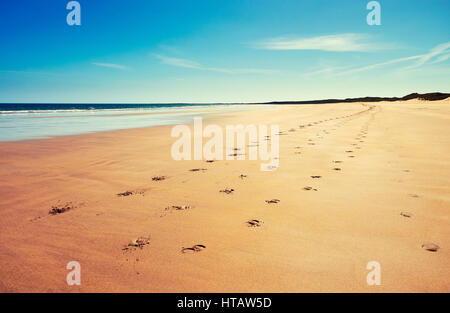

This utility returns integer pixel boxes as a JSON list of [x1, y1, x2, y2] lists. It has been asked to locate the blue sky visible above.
[[0, 0, 449, 103]]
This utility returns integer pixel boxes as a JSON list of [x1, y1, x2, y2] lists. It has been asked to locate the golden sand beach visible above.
[[0, 99, 449, 292]]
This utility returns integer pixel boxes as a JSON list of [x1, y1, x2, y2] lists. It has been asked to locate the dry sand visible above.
[[0, 100, 449, 292]]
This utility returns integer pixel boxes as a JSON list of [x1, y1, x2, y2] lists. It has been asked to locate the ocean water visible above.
[[0, 103, 271, 142]]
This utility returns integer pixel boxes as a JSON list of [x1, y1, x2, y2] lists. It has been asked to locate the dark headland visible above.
[[262, 92, 449, 105]]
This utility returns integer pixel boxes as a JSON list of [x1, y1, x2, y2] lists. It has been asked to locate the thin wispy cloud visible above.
[[154, 54, 278, 74], [405, 42, 450, 69], [158, 44, 183, 55], [92, 62, 129, 70], [0, 70, 62, 77], [430, 53, 450, 65], [313, 42, 450, 76], [255, 33, 386, 52], [336, 55, 422, 75], [305, 65, 351, 76], [155, 55, 201, 69]]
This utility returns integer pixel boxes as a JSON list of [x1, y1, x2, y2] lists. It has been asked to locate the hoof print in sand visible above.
[[117, 190, 145, 197], [123, 236, 150, 251], [166, 205, 191, 211], [246, 219, 263, 227], [152, 176, 166, 181], [49, 202, 76, 215], [303, 186, 318, 191], [220, 188, 234, 194], [228, 152, 245, 157], [117, 191, 134, 197], [181, 244, 206, 254], [160, 205, 191, 217], [421, 243, 439, 252], [190, 168, 207, 172], [265, 199, 280, 204]]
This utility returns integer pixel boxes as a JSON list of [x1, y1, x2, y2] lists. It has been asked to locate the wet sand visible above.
[[0, 99, 449, 292]]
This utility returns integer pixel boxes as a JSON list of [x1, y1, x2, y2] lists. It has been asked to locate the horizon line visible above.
[[0, 92, 448, 106]]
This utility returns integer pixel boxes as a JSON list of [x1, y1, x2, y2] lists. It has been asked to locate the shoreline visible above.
[[0, 104, 274, 143], [0, 100, 449, 292]]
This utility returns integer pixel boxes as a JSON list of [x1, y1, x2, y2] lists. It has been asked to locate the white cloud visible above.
[[154, 54, 277, 74], [92, 62, 129, 70], [255, 34, 384, 52]]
